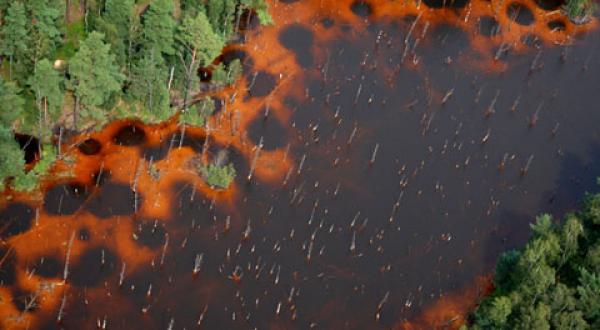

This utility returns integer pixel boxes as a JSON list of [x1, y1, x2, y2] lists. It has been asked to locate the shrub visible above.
[[200, 163, 236, 189]]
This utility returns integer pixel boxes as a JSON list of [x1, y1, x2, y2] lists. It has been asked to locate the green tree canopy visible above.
[[466, 192, 600, 330], [0, 77, 26, 189], [241, 0, 273, 25], [177, 11, 225, 68], [0, 128, 25, 190], [29, 59, 63, 141], [129, 52, 170, 122], [0, 2, 30, 80], [27, 0, 63, 60], [207, 0, 237, 35], [176, 11, 224, 109], [0, 77, 24, 126], [69, 32, 124, 123], [96, 0, 135, 67], [141, 0, 176, 57]]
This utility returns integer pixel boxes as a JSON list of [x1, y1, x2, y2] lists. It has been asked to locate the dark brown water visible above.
[[1, 0, 600, 329]]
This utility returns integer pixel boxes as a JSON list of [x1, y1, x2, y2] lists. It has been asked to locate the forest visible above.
[[0, 0, 270, 191], [465, 186, 600, 329]]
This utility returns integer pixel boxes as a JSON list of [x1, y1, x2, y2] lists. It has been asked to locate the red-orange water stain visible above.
[[0, 286, 29, 330], [262, 0, 596, 74], [111, 218, 157, 269], [14, 272, 65, 319], [397, 275, 493, 329]]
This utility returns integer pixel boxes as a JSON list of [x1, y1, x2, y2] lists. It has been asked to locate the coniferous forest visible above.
[[465, 189, 600, 329], [0, 0, 270, 191]]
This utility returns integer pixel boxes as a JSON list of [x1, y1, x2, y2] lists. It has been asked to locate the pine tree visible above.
[[0, 77, 25, 189], [29, 59, 63, 142], [467, 196, 600, 330], [97, 0, 135, 67], [180, 0, 204, 17], [27, 0, 63, 61], [0, 0, 11, 12], [207, 0, 225, 31], [176, 11, 224, 110], [129, 53, 171, 121], [207, 0, 237, 35], [0, 77, 24, 126], [0, 2, 30, 80], [0, 128, 25, 190], [141, 0, 176, 57], [241, 0, 273, 25], [69, 32, 124, 126]]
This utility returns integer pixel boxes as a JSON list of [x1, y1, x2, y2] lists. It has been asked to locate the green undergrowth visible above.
[[178, 97, 216, 127], [563, 0, 597, 22], [13, 145, 58, 192]]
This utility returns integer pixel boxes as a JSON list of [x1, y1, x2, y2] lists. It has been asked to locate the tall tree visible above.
[[240, 0, 273, 25], [27, 0, 63, 61], [561, 216, 584, 264], [0, 77, 24, 128], [176, 11, 224, 110], [97, 0, 135, 67], [0, 78, 25, 188], [30, 59, 63, 142], [69, 32, 124, 126], [207, 0, 224, 31], [0, 2, 30, 80], [0, 0, 11, 12], [141, 0, 176, 57], [207, 0, 237, 36], [180, 0, 204, 17], [129, 52, 170, 121], [104, 0, 134, 36], [577, 268, 600, 320], [0, 128, 25, 190]]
